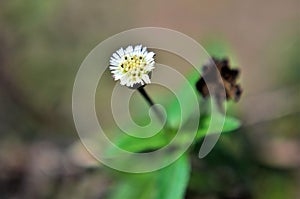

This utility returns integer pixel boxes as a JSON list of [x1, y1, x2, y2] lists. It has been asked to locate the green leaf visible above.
[[156, 154, 190, 199], [115, 133, 167, 152], [221, 116, 241, 132], [105, 130, 171, 156], [166, 71, 200, 128], [108, 173, 156, 199], [196, 115, 241, 139], [108, 154, 191, 199]]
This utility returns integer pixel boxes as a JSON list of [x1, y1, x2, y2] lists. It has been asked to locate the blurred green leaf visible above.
[[109, 173, 156, 199], [109, 154, 190, 199], [197, 115, 241, 139], [156, 154, 190, 199], [220, 116, 241, 132], [166, 70, 200, 128], [106, 130, 170, 155]]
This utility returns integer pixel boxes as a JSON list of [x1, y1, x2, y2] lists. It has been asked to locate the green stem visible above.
[[137, 86, 166, 125]]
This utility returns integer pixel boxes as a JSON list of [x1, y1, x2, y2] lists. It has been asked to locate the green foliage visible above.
[[108, 172, 156, 199], [108, 113, 240, 155], [166, 70, 200, 128], [156, 154, 190, 199], [197, 115, 241, 139], [106, 130, 169, 154], [107, 69, 241, 199], [109, 154, 190, 199]]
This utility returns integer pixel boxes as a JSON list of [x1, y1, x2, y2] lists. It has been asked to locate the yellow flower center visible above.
[[120, 55, 146, 76]]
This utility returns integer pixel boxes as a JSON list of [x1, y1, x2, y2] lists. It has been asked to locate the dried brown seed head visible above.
[[196, 57, 243, 112]]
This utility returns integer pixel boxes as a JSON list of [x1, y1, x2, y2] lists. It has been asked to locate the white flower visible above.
[[109, 45, 155, 88]]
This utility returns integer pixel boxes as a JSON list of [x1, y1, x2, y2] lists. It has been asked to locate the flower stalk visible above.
[[137, 86, 165, 125]]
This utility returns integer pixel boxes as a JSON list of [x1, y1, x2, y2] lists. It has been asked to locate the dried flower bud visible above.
[[196, 58, 243, 112]]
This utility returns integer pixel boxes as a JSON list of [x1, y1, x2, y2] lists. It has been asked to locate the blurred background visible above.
[[0, 0, 299, 198]]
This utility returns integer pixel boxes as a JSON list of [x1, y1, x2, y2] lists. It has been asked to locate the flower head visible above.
[[109, 45, 155, 88]]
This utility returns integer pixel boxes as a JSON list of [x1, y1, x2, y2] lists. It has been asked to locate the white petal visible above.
[[110, 56, 120, 63], [145, 52, 155, 61], [109, 60, 120, 66], [141, 47, 147, 54], [142, 74, 151, 84], [125, 45, 133, 54], [116, 48, 125, 57], [113, 53, 120, 60], [134, 45, 142, 52]]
